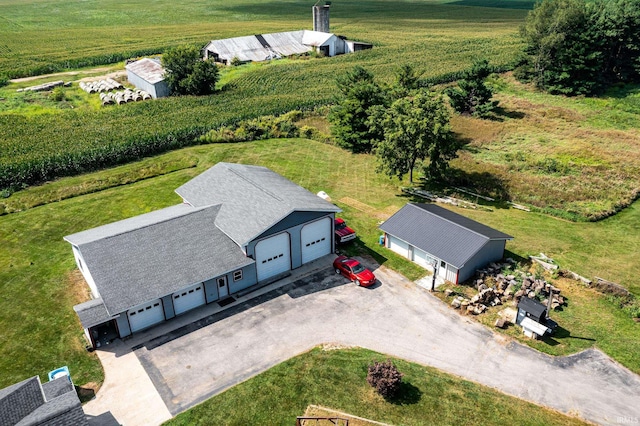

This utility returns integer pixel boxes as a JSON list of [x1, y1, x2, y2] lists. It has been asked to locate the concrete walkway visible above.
[[88, 256, 640, 425]]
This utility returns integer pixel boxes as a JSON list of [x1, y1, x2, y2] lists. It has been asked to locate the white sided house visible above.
[[125, 58, 169, 98], [66, 163, 340, 348], [380, 203, 513, 284]]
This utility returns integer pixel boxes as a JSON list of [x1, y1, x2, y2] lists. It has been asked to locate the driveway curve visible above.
[[121, 258, 640, 425]]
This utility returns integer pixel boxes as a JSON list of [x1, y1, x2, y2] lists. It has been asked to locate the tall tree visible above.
[[329, 66, 388, 153], [517, 0, 640, 95], [445, 59, 499, 117], [592, 0, 640, 85], [162, 46, 219, 96], [370, 90, 456, 183], [390, 64, 422, 99]]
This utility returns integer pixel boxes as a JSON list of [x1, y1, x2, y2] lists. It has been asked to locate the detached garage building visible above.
[[380, 203, 513, 284], [125, 58, 169, 98], [66, 163, 339, 347]]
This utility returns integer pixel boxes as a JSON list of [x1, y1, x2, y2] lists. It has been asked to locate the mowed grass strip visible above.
[[164, 346, 590, 426], [1, 138, 639, 390]]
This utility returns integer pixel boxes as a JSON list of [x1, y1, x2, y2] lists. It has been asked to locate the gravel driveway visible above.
[[130, 257, 640, 425]]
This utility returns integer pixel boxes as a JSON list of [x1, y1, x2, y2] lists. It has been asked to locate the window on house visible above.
[[233, 270, 243, 281]]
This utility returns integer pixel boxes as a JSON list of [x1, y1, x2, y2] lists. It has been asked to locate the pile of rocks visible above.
[[447, 261, 566, 315]]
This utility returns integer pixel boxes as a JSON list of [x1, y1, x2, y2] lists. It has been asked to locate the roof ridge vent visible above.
[[226, 165, 284, 202]]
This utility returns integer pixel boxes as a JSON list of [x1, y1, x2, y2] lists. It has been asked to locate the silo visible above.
[[312, 2, 331, 33]]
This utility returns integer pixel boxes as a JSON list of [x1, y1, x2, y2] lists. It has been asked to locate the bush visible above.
[[0, 74, 8, 88], [50, 87, 66, 102], [367, 359, 403, 399]]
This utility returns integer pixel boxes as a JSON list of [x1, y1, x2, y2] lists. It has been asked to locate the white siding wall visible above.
[[72, 245, 100, 298]]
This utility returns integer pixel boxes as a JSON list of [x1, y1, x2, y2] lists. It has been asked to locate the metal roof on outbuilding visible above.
[[379, 203, 513, 268], [176, 162, 340, 247], [125, 58, 166, 84], [203, 30, 337, 62]]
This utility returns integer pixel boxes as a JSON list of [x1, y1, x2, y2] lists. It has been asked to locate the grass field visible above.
[[0, 0, 530, 78], [0, 0, 526, 193], [1, 139, 639, 393], [165, 347, 590, 426]]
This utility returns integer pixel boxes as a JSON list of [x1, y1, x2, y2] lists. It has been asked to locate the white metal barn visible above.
[[66, 163, 340, 347], [125, 58, 169, 98], [380, 203, 513, 284], [202, 30, 372, 64]]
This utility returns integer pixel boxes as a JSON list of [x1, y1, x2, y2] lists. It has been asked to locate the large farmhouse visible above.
[[380, 203, 513, 284], [202, 3, 371, 64], [66, 163, 340, 348]]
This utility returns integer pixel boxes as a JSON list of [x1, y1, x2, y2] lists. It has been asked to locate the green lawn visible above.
[[1, 139, 639, 391], [165, 346, 589, 426]]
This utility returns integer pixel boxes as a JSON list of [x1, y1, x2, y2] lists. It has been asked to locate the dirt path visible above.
[[10, 67, 124, 83]]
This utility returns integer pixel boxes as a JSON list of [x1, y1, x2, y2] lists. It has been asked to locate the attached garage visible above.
[[388, 235, 410, 257], [173, 283, 206, 315], [255, 232, 291, 281], [128, 300, 164, 333], [301, 217, 332, 264]]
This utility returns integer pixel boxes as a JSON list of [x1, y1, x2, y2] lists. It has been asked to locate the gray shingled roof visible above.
[[175, 162, 340, 247], [0, 377, 44, 426], [73, 298, 115, 329], [0, 376, 84, 426], [66, 203, 254, 315], [380, 203, 513, 268]]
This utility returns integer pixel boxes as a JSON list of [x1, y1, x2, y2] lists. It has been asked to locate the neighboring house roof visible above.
[[125, 58, 165, 84], [0, 376, 85, 426], [65, 203, 254, 315], [380, 203, 513, 268], [176, 162, 340, 247], [204, 30, 334, 62]]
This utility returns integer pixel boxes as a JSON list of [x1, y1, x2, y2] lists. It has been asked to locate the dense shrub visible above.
[[367, 359, 404, 399]]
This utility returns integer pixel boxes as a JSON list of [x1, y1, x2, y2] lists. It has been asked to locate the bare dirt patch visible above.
[[302, 405, 392, 426]]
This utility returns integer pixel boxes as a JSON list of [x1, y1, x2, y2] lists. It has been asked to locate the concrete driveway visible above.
[[92, 256, 640, 425]]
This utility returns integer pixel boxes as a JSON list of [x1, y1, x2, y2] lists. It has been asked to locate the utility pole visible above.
[[431, 261, 438, 292]]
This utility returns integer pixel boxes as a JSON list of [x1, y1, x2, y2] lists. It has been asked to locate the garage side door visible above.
[[388, 236, 409, 258], [173, 283, 206, 315], [255, 232, 291, 282], [301, 217, 331, 264], [128, 300, 164, 333]]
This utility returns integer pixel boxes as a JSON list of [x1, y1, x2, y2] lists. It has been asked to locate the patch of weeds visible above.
[[606, 294, 640, 319]]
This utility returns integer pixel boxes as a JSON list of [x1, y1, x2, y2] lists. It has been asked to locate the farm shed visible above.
[[0, 375, 87, 426], [516, 297, 551, 339], [202, 30, 370, 64], [379, 203, 513, 284], [66, 163, 340, 346], [125, 58, 169, 98]]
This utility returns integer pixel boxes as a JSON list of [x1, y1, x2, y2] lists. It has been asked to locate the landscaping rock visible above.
[[495, 318, 507, 328], [444, 288, 454, 297], [451, 298, 461, 309]]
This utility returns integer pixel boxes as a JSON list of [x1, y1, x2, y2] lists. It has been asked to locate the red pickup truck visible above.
[[335, 217, 357, 244]]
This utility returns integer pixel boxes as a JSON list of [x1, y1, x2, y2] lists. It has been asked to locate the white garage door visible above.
[[388, 236, 409, 257], [255, 232, 291, 281], [172, 283, 206, 315], [128, 300, 164, 333], [301, 217, 332, 264]]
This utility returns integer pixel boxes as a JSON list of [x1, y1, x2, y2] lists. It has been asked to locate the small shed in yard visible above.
[[0, 375, 87, 426], [379, 203, 513, 284], [66, 162, 341, 346], [517, 297, 551, 339], [125, 58, 169, 98]]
